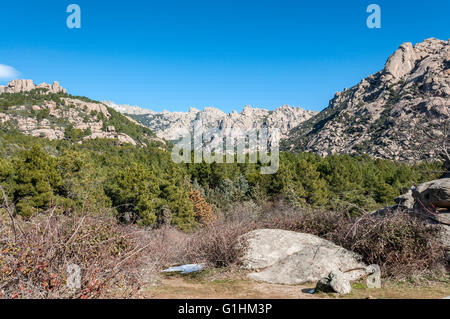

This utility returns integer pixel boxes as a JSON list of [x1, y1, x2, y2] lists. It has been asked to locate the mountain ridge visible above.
[[108, 101, 317, 142], [281, 37, 449, 162], [2, 38, 447, 163], [0, 80, 165, 148]]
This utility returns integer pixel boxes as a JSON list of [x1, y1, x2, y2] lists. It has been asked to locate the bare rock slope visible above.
[[113, 104, 317, 143], [282, 38, 450, 162]]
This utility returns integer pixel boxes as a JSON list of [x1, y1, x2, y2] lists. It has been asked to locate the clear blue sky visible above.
[[0, 0, 448, 112]]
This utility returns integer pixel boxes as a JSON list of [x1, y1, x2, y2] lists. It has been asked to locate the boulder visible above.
[[412, 178, 450, 213], [315, 277, 333, 293], [412, 179, 450, 255], [387, 178, 450, 255], [30, 128, 64, 140], [83, 132, 137, 146], [240, 229, 367, 285], [366, 264, 382, 289], [37, 81, 67, 94], [329, 270, 352, 295], [394, 190, 414, 209], [315, 270, 352, 295], [372, 189, 415, 215], [117, 133, 137, 146]]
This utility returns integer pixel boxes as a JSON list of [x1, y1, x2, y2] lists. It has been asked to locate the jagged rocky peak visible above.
[[381, 38, 450, 93], [384, 42, 418, 80], [102, 100, 153, 115], [0, 79, 67, 94], [282, 37, 449, 162], [202, 106, 226, 116], [189, 106, 200, 113], [128, 104, 317, 142]]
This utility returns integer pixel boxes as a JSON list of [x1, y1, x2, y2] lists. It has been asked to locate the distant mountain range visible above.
[[124, 104, 316, 141]]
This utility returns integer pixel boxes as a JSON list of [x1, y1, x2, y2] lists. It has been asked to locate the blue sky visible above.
[[0, 0, 448, 113]]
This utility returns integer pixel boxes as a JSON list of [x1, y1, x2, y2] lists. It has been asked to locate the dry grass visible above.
[[0, 210, 147, 299]]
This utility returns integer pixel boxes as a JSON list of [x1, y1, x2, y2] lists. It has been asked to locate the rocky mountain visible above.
[[124, 104, 317, 142], [102, 100, 154, 115], [281, 38, 450, 162], [0, 80, 165, 148], [3, 37, 447, 162], [0, 79, 67, 95]]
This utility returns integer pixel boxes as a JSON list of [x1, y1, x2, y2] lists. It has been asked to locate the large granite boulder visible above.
[[239, 229, 367, 285], [412, 179, 450, 252], [386, 178, 450, 256], [412, 178, 450, 214], [315, 270, 352, 295], [394, 190, 414, 209]]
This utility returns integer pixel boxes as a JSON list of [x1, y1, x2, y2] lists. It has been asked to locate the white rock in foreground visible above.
[[240, 229, 367, 285]]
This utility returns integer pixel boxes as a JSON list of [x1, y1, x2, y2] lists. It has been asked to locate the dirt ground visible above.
[[143, 269, 450, 299]]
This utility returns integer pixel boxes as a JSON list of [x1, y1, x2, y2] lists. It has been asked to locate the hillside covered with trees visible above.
[[0, 126, 443, 230]]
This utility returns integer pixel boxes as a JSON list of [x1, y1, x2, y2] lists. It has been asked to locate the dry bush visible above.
[[0, 210, 148, 299], [330, 212, 448, 277], [140, 225, 189, 269], [189, 190, 216, 225], [260, 208, 448, 277], [183, 219, 259, 268], [221, 200, 262, 223]]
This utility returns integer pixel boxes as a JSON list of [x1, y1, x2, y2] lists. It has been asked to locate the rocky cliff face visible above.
[[0, 80, 163, 147], [126, 104, 317, 142], [0, 79, 67, 94], [282, 38, 450, 162]]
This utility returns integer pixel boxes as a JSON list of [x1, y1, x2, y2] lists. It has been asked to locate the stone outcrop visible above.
[[239, 229, 367, 285], [394, 190, 415, 209], [0, 81, 152, 147], [283, 38, 450, 162], [412, 178, 450, 212], [83, 132, 137, 146], [0, 79, 67, 94], [375, 178, 450, 257], [384, 42, 418, 80], [30, 128, 65, 140], [315, 270, 352, 295], [412, 178, 450, 251]]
